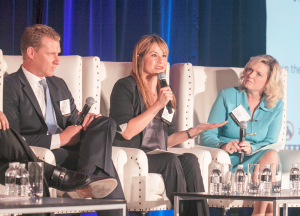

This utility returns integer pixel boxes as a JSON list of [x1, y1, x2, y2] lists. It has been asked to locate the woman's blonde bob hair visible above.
[[239, 55, 283, 108], [130, 35, 176, 110]]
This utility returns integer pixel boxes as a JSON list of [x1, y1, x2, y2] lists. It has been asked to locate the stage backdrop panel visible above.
[[267, 0, 300, 149]]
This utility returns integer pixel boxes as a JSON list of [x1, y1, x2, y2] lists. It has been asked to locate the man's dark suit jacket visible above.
[[3, 67, 79, 149]]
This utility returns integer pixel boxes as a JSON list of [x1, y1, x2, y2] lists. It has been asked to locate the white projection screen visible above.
[[266, 0, 300, 150]]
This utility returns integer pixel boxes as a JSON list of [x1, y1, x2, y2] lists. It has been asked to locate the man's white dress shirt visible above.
[[22, 66, 61, 149]]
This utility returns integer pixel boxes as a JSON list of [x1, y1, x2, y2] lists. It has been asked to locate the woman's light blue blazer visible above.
[[202, 87, 284, 171]]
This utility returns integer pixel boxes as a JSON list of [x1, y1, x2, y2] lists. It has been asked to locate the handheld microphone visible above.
[[157, 73, 173, 114], [239, 121, 247, 163], [75, 97, 95, 125]]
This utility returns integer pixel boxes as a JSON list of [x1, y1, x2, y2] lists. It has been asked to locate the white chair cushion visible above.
[[111, 146, 127, 190], [147, 173, 165, 196]]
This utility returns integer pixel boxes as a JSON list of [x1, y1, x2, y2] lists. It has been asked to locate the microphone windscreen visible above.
[[157, 72, 166, 80], [86, 97, 95, 106], [239, 121, 247, 129]]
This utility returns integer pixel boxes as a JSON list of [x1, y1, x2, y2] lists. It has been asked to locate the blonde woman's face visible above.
[[142, 43, 167, 76], [244, 62, 269, 93]]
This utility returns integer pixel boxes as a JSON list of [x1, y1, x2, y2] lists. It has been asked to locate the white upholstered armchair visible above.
[[170, 63, 300, 214], [81, 57, 213, 214]]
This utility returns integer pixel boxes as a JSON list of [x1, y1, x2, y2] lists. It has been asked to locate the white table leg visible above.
[[118, 204, 126, 216], [282, 203, 288, 216], [174, 196, 180, 216], [273, 200, 278, 216]]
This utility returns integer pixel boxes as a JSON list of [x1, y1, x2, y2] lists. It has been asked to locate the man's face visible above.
[[31, 36, 61, 78]]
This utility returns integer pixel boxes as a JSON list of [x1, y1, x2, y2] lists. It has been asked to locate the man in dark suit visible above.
[[3, 24, 126, 215], [0, 111, 115, 199]]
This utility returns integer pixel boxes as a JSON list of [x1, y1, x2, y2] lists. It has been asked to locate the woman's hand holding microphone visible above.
[[221, 139, 252, 155], [155, 86, 174, 109]]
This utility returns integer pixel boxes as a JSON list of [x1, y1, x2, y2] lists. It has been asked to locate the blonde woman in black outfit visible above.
[[110, 35, 227, 216]]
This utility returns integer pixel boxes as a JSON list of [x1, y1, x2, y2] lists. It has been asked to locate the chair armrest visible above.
[[118, 147, 148, 176], [194, 145, 231, 164], [279, 149, 298, 189], [279, 149, 299, 173], [112, 146, 128, 170], [112, 147, 127, 189], [113, 147, 149, 202], [168, 147, 212, 192], [30, 146, 56, 166]]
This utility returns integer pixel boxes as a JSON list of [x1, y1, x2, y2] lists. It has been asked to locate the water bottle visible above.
[[289, 163, 300, 192], [234, 164, 245, 194], [5, 162, 20, 196], [15, 163, 30, 197], [210, 164, 222, 194], [261, 164, 272, 194]]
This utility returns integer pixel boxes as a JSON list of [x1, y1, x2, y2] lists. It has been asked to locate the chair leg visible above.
[[132, 211, 148, 216], [217, 207, 229, 216]]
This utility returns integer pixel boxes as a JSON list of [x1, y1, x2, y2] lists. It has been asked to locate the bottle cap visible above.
[[238, 164, 243, 169], [215, 164, 220, 169], [12, 162, 20, 167], [20, 163, 26, 168], [264, 164, 270, 168]]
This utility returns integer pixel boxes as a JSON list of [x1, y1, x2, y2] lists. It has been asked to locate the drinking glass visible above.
[[271, 163, 282, 193], [28, 162, 44, 198], [221, 164, 233, 194], [247, 164, 260, 194]]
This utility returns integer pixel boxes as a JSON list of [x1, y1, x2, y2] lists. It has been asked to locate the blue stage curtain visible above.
[[0, 1, 266, 216], [0, 0, 265, 67]]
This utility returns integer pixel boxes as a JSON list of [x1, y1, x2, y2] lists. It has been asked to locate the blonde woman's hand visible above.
[[238, 140, 252, 155], [0, 111, 9, 131], [221, 139, 241, 154]]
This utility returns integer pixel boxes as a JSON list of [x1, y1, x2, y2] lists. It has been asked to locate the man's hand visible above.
[[0, 111, 9, 131], [59, 125, 82, 146], [80, 112, 102, 131]]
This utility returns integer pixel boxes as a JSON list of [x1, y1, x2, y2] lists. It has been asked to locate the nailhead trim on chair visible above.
[[128, 154, 172, 211], [131, 156, 143, 208], [184, 63, 194, 148], [77, 59, 82, 108], [95, 58, 100, 111], [281, 70, 287, 144]]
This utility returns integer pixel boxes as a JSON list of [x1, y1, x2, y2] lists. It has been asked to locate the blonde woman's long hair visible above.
[[131, 35, 176, 110], [239, 55, 283, 108]]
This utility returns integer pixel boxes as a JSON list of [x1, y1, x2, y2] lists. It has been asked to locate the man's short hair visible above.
[[21, 24, 60, 59]]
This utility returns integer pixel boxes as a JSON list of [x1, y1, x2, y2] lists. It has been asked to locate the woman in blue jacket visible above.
[[202, 55, 284, 216]]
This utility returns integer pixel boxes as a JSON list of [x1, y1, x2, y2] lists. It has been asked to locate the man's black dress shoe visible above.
[[48, 166, 118, 199]]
